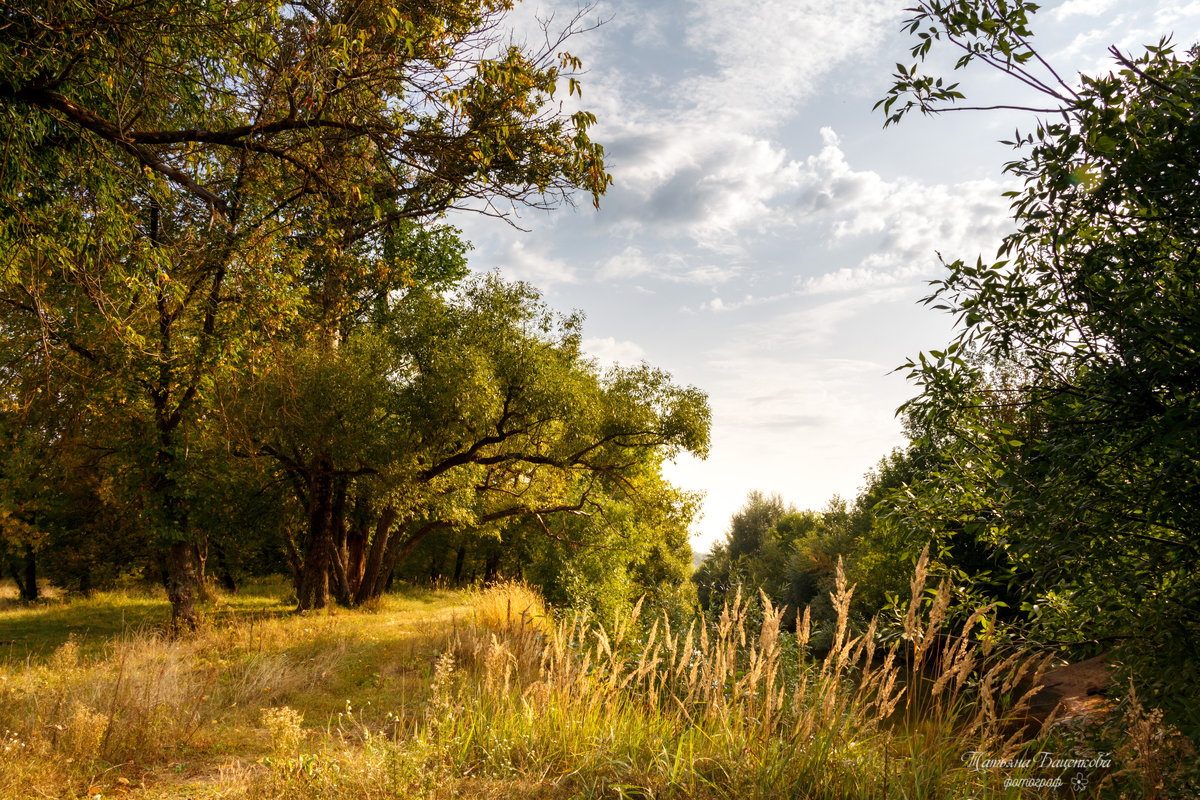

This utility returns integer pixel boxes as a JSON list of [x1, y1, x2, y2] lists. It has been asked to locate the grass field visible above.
[[0, 573, 1192, 799]]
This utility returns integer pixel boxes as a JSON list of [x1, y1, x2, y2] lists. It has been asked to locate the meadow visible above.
[[0, 566, 1190, 800]]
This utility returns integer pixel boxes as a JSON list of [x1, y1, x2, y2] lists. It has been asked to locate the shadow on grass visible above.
[[0, 586, 294, 664], [0, 579, 463, 668], [0, 594, 170, 662]]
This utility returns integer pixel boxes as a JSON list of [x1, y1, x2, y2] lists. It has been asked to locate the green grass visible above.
[[0, 579, 475, 799], [0, 589, 172, 663], [0, 578, 1192, 800], [0, 579, 295, 664]]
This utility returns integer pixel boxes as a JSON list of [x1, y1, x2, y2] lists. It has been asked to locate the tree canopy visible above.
[[880, 0, 1200, 734], [222, 273, 709, 610], [0, 0, 636, 628]]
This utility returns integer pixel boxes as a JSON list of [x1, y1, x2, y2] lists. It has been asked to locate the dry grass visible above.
[[0, 632, 215, 766], [0, 582, 469, 798], [430, 555, 1055, 799], [465, 580, 551, 636], [0, 574, 1189, 799], [1097, 683, 1198, 799], [451, 580, 550, 689]]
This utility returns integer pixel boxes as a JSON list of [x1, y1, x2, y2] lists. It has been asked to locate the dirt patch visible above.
[[1026, 654, 1112, 730]]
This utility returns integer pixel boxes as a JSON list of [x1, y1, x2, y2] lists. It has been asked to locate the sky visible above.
[[448, 0, 1200, 553]]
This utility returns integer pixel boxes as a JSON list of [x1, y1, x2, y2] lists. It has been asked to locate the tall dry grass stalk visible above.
[[436, 550, 1060, 798], [2, 631, 217, 764], [525, 549, 1045, 751], [1098, 683, 1198, 800]]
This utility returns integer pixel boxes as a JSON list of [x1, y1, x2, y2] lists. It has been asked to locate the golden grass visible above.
[[0, 582, 470, 799], [0, 573, 1189, 799], [465, 580, 551, 636], [431, 556, 1052, 799]]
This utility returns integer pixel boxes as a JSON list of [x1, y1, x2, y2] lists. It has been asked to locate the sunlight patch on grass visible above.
[[0, 575, 1192, 799]]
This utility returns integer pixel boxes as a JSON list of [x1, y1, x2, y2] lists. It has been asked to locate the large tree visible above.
[[0, 0, 610, 628], [223, 274, 710, 610], [880, 1, 1200, 733]]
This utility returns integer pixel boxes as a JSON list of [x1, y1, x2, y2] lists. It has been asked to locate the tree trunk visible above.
[[483, 549, 501, 584], [297, 463, 334, 610], [371, 520, 447, 599], [150, 419, 200, 630], [356, 516, 448, 603], [193, 538, 212, 601], [213, 541, 238, 593], [453, 546, 466, 586], [329, 478, 352, 606], [5, 544, 33, 602], [20, 543, 37, 602], [155, 463, 200, 632], [355, 505, 396, 606], [346, 494, 370, 595], [6, 558, 25, 600], [331, 550, 352, 606], [165, 541, 200, 632], [283, 526, 302, 586], [331, 478, 348, 557]]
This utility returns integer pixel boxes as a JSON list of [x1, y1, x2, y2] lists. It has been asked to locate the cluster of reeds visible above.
[[450, 579, 549, 690], [433, 549, 1060, 798]]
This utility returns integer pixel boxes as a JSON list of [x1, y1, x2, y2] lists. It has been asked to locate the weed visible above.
[[262, 706, 305, 757]]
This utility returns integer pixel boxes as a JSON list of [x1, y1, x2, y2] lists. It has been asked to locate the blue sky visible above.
[[450, 0, 1200, 551]]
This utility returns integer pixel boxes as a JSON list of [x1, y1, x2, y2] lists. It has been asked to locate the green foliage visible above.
[[725, 490, 786, 561], [519, 467, 700, 622], [226, 272, 710, 609], [0, 0, 611, 222], [697, 491, 864, 639], [694, 492, 784, 611], [876, 0, 1070, 125], [0, 0, 614, 622], [881, 2, 1200, 736], [402, 475, 700, 626]]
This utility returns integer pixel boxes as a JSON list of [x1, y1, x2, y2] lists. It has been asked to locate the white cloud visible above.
[[564, 1, 905, 260], [1052, 0, 1118, 21], [670, 262, 743, 285], [583, 336, 646, 367], [597, 121, 1012, 278], [596, 245, 654, 281], [681, 0, 901, 131], [493, 239, 577, 286], [802, 266, 914, 295], [1045, 2, 1200, 81], [746, 288, 913, 351], [700, 294, 764, 312], [595, 245, 743, 284], [1054, 14, 1148, 72], [709, 356, 887, 430], [1155, 1, 1200, 29], [786, 129, 1014, 292], [598, 126, 803, 248]]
